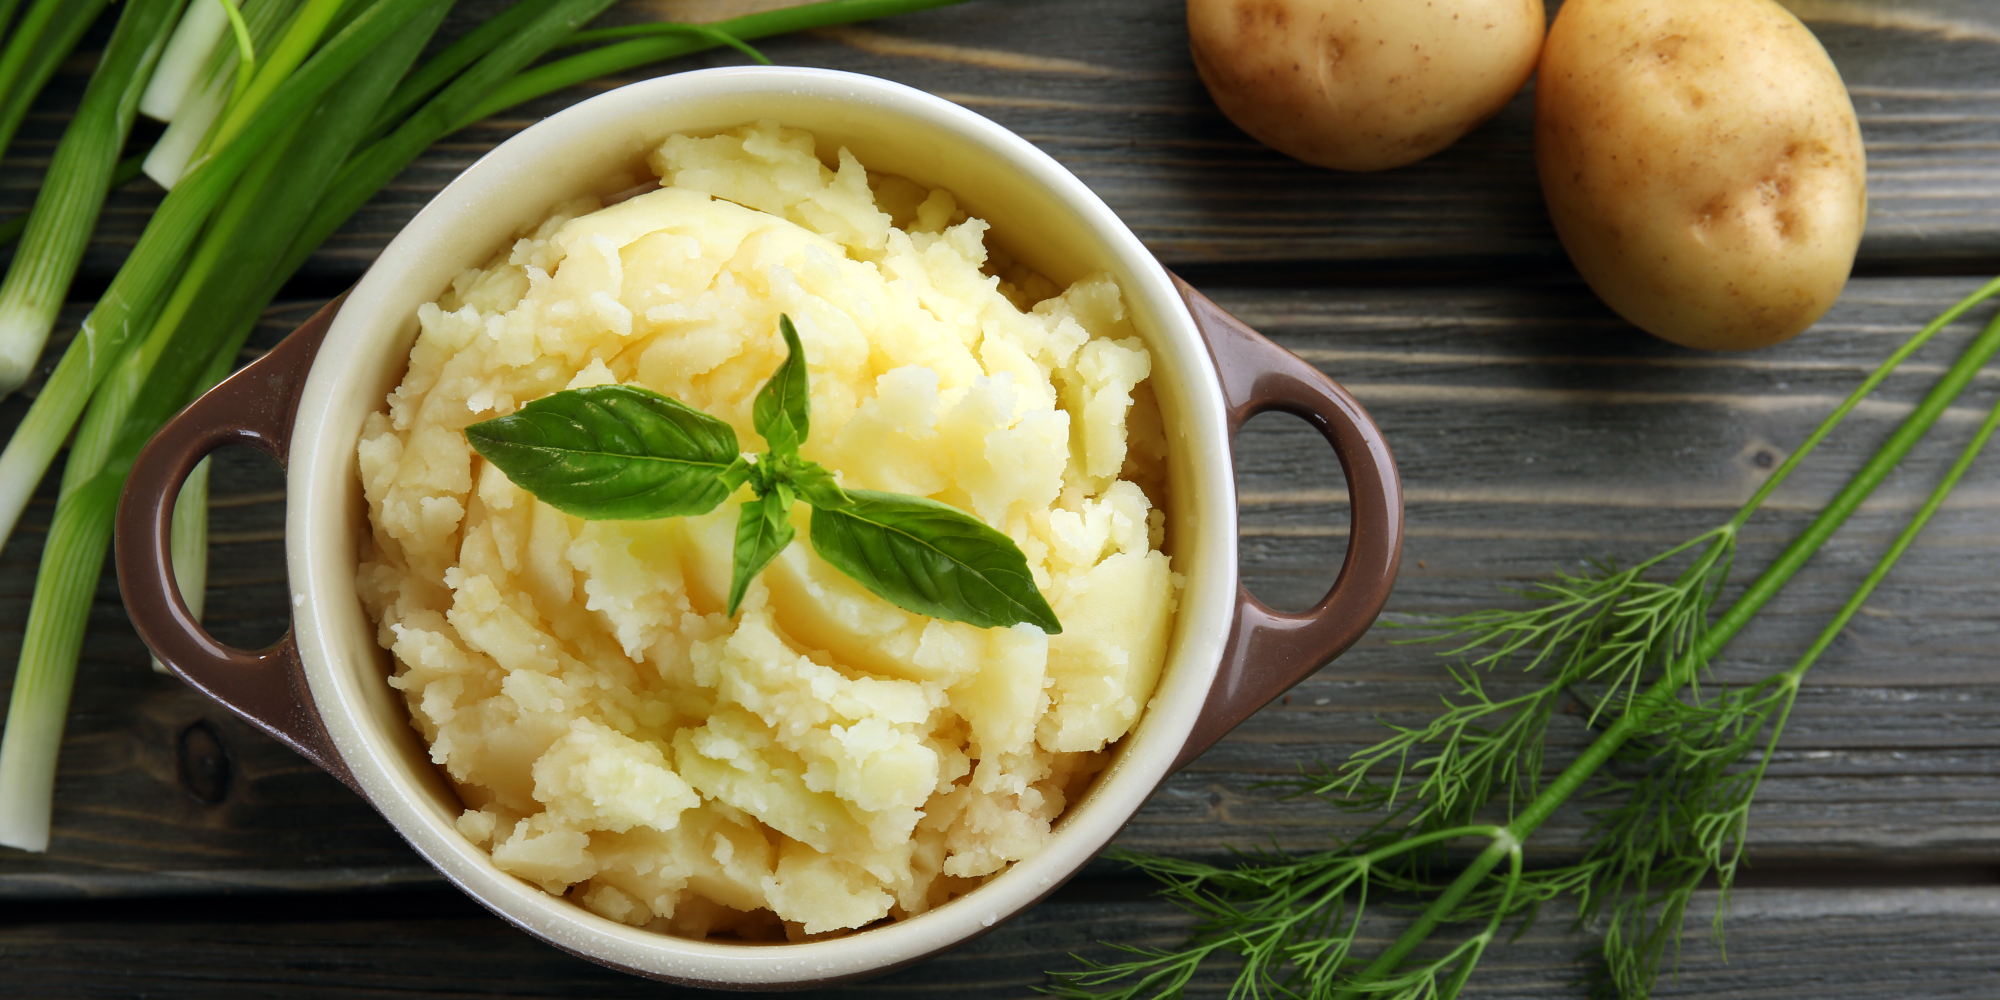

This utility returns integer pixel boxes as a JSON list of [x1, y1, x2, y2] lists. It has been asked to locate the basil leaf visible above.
[[753, 314, 811, 457], [465, 384, 739, 520], [727, 484, 796, 616], [808, 489, 1062, 633]]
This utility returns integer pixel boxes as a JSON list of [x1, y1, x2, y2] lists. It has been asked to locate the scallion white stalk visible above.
[[145, 0, 300, 187], [0, 473, 121, 851], [139, 0, 231, 122]]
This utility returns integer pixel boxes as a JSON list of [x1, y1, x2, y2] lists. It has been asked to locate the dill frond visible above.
[[1049, 284, 2000, 1000], [1266, 526, 1735, 840]]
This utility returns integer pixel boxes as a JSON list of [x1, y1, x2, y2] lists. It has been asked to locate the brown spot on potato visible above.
[[1692, 195, 1727, 231], [1234, 0, 1289, 32], [1323, 34, 1346, 68]]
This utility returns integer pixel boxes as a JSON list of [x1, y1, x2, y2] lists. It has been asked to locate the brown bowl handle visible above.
[[1171, 275, 1403, 771], [114, 297, 358, 792]]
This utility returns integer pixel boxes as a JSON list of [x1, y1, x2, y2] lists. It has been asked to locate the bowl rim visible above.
[[285, 66, 1239, 985]]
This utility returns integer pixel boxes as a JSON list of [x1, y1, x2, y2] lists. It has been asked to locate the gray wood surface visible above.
[[6, 888, 2000, 997], [12, 1, 2000, 280], [3, 0, 1999, 996]]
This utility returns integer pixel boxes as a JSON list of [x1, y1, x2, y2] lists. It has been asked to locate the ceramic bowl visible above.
[[115, 67, 1401, 988]]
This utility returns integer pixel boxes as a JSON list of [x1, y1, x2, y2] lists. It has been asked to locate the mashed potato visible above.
[[356, 121, 1179, 939]]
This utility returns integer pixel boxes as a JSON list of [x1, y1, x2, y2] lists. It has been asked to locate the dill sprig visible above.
[[1296, 526, 1734, 836], [1049, 276, 2000, 1000]]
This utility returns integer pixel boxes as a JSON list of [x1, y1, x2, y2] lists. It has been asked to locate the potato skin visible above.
[[1535, 0, 1865, 351], [1188, 0, 1544, 172]]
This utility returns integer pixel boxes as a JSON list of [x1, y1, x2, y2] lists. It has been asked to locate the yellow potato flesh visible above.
[[1187, 0, 1545, 172], [1535, 0, 1866, 351]]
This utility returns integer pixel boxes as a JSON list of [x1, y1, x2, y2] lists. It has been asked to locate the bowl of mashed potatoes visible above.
[[116, 67, 1402, 987]]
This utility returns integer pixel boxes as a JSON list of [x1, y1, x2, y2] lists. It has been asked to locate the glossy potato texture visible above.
[[1536, 0, 1866, 350], [1188, 0, 1544, 172]]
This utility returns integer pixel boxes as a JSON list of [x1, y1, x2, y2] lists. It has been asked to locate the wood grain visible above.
[[5, 887, 1999, 997], [3, 1, 2000, 996], [8, 1, 2000, 281]]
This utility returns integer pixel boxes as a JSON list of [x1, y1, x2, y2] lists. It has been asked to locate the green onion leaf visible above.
[[465, 384, 742, 520], [291, 0, 621, 274], [727, 484, 797, 616], [808, 489, 1061, 633], [215, 0, 258, 104], [557, 21, 772, 65], [197, 0, 345, 153], [0, 0, 117, 165], [363, 0, 560, 140], [753, 314, 811, 457], [455, 0, 974, 127]]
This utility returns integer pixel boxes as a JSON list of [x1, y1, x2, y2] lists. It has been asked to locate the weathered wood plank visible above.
[[1152, 276, 2000, 860], [9, 1, 2000, 280], [4, 886, 1998, 998], [5, 276, 2000, 892], [1, 2, 1995, 994]]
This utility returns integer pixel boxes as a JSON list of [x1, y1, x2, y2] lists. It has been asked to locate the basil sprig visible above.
[[464, 315, 1062, 633]]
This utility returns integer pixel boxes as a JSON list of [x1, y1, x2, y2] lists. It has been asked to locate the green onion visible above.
[[0, 0, 115, 166], [290, 0, 623, 268], [459, 0, 969, 126], [197, 0, 347, 154], [0, 473, 121, 851], [315, 0, 964, 271], [361, 0, 558, 140], [555, 21, 774, 64], [214, 1, 258, 104], [144, 0, 303, 187], [0, 0, 184, 397], [139, 0, 231, 122], [0, 0, 454, 854], [0, 156, 146, 249], [0, 0, 438, 551]]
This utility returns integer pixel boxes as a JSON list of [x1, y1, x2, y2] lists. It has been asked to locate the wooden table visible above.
[[6, 1, 2000, 995]]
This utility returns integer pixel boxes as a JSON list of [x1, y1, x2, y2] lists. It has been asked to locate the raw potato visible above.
[[1536, 0, 1866, 351], [1187, 0, 1545, 171]]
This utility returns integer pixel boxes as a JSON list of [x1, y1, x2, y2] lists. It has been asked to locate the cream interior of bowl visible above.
[[286, 67, 1236, 986]]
